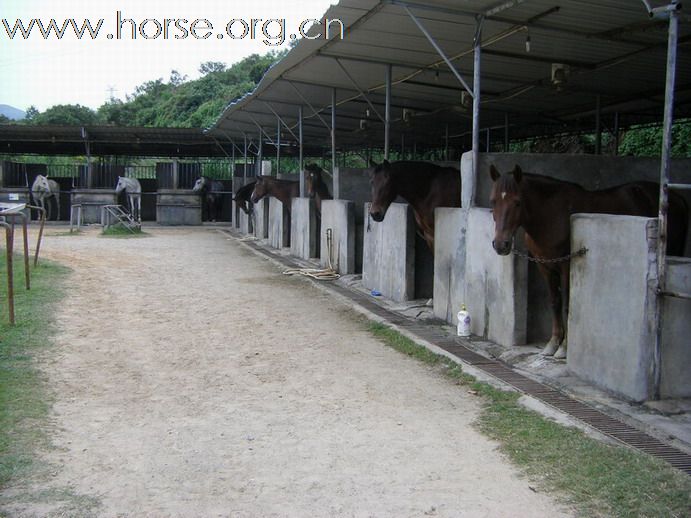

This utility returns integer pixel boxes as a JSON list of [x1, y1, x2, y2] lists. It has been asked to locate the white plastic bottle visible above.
[[457, 304, 471, 337]]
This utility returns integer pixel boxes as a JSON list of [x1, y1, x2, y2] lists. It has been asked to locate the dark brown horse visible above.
[[250, 176, 300, 212], [369, 160, 461, 251], [305, 163, 332, 213], [489, 164, 688, 359], [234, 181, 256, 215]]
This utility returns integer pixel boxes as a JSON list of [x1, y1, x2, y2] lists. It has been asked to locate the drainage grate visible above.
[[231, 232, 691, 476]]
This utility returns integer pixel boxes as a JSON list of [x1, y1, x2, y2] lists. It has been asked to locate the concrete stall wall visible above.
[[268, 197, 290, 249], [253, 198, 269, 240], [362, 202, 415, 302], [568, 214, 659, 402], [156, 190, 201, 225], [320, 199, 355, 274], [291, 197, 318, 260]]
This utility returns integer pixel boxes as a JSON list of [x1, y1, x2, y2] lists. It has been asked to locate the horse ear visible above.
[[383, 159, 390, 167], [489, 165, 500, 182], [512, 165, 523, 183], [369, 159, 378, 168]]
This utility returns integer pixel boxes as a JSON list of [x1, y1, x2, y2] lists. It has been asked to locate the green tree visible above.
[[31, 104, 98, 125]]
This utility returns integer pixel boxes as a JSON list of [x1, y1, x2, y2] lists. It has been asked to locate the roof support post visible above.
[[504, 113, 510, 151], [81, 127, 93, 189], [276, 116, 281, 176], [243, 134, 248, 182], [299, 106, 305, 198], [595, 94, 602, 155], [653, 0, 681, 400], [231, 138, 236, 194], [332, 88, 339, 199], [471, 16, 484, 207], [613, 112, 620, 156], [257, 130, 263, 176], [385, 64, 392, 160], [444, 124, 449, 161]]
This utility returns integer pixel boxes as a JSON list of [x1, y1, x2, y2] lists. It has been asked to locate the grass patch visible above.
[[0, 253, 99, 514], [101, 223, 146, 237], [0, 253, 68, 488], [367, 321, 691, 518]]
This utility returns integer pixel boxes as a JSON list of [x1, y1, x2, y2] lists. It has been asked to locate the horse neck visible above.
[[519, 176, 580, 250], [391, 168, 429, 214], [266, 180, 292, 205]]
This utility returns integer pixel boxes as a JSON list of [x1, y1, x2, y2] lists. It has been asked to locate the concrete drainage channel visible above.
[[223, 230, 691, 476]]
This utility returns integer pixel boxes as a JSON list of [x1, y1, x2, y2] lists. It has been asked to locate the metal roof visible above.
[[0, 125, 245, 158], [208, 0, 691, 152]]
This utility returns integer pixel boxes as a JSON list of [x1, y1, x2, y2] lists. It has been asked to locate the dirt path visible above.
[[6, 227, 571, 517]]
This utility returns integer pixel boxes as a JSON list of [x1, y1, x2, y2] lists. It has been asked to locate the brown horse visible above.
[[369, 160, 461, 251], [305, 163, 332, 213], [250, 176, 299, 212], [489, 164, 688, 359], [234, 181, 256, 215]]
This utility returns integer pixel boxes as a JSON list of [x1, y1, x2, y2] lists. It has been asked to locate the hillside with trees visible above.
[[19, 50, 284, 130]]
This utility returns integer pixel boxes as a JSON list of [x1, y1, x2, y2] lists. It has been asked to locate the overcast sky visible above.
[[0, 0, 336, 112]]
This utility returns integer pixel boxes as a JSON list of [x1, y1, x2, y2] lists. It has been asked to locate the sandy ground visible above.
[[4, 226, 572, 517]]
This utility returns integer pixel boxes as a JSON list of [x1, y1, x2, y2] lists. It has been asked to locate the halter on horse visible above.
[[304, 163, 332, 214], [193, 176, 224, 222], [115, 176, 142, 222], [368, 160, 461, 252], [31, 175, 60, 220], [488, 164, 688, 359]]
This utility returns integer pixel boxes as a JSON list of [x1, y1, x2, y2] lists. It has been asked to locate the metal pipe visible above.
[[504, 113, 510, 151], [613, 112, 620, 156], [403, 5, 474, 96], [243, 134, 248, 181], [595, 94, 602, 155], [299, 106, 305, 198], [276, 117, 281, 176], [385, 64, 392, 160], [332, 88, 339, 199], [471, 16, 484, 208], [653, 0, 679, 401], [257, 130, 263, 176], [0, 221, 14, 325]]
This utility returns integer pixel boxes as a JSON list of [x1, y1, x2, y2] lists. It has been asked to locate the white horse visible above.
[[31, 174, 60, 220], [115, 176, 142, 222]]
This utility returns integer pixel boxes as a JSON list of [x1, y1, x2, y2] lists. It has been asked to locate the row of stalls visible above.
[[0, 159, 237, 225], [213, 0, 691, 404]]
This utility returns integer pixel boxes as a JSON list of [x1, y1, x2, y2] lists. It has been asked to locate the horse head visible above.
[[114, 176, 126, 194], [192, 176, 208, 193], [489, 164, 524, 256], [304, 163, 323, 199], [250, 176, 267, 203], [31, 174, 51, 194], [368, 160, 396, 222]]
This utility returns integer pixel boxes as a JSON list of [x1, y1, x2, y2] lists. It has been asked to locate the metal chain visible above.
[[512, 246, 588, 264]]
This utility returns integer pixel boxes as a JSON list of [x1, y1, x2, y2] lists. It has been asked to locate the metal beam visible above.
[[653, 0, 681, 401], [299, 106, 305, 197], [287, 81, 332, 132], [471, 16, 484, 207], [402, 5, 474, 96], [332, 88, 339, 199], [385, 64, 392, 160], [263, 102, 300, 141], [334, 58, 385, 123]]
